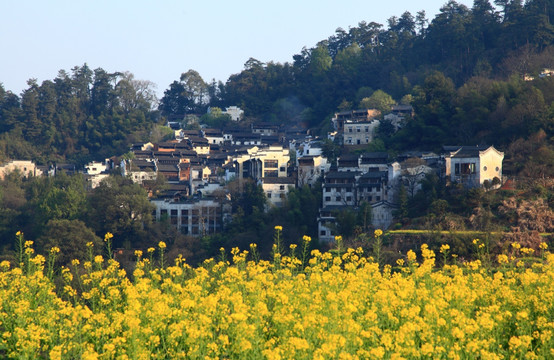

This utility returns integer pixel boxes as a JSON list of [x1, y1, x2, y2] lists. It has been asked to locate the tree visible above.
[[180, 69, 208, 113], [400, 157, 429, 198], [87, 175, 154, 247], [36, 219, 102, 266], [115, 72, 158, 113], [334, 207, 358, 239], [359, 89, 395, 114], [159, 81, 193, 120]]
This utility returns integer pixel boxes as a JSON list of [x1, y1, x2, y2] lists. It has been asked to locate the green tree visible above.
[[87, 175, 154, 247], [359, 89, 396, 113], [36, 219, 102, 266]]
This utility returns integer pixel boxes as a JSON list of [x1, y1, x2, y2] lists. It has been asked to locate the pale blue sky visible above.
[[1, 0, 473, 98]]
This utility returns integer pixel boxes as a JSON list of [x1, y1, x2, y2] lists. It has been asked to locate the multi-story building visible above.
[[151, 198, 226, 236], [228, 145, 289, 181], [343, 120, 380, 146]]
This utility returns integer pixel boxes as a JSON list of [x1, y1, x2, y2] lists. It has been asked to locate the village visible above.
[[0, 104, 505, 242]]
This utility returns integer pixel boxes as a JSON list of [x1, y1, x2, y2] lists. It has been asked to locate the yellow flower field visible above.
[[1, 232, 554, 359]]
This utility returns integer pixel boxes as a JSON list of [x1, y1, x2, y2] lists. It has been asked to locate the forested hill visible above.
[[2, 0, 554, 172]]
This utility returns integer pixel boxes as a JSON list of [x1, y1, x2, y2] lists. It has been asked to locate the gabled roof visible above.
[[446, 145, 503, 158], [325, 171, 361, 179]]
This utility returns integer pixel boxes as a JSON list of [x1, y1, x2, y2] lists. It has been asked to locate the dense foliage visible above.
[[0, 66, 159, 166]]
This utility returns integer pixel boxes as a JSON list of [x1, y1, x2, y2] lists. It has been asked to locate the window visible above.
[[356, 127, 361, 133], [325, 187, 330, 192], [495, 167, 499, 171], [348, 128, 353, 133], [365, 127, 369, 132], [320, 230, 326, 236], [267, 192, 272, 198], [325, 196, 331, 202], [279, 185, 285, 190], [376, 196, 381, 201], [483, 166, 487, 171], [336, 196, 341, 202], [346, 196, 352, 202], [264, 160, 278, 168]]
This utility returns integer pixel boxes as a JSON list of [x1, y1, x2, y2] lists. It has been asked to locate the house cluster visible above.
[[315, 144, 503, 240], [115, 124, 295, 236], [1, 105, 505, 241]]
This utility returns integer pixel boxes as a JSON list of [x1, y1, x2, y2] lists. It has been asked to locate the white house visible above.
[[444, 145, 504, 188], [343, 120, 380, 146], [0, 160, 37, 179], [260, 177, 296, 208], [297, 155, 329, 187], [224, 106, 244, 122]]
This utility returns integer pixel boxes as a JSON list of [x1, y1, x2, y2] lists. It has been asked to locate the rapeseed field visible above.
[[1, 229, 553, 359]]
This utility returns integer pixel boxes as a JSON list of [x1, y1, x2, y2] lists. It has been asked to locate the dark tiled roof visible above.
[[261, 177, 295, 184]]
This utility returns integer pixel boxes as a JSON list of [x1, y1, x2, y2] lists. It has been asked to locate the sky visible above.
[[1, 0, 473, 98]]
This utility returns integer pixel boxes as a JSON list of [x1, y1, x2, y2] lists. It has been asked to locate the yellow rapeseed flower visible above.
[[396, 258, 405, 266], [497, 254, 509, 264], [374, 229, 383, 238], [158, 241, 167, 249], [274, 225, 283, 231]]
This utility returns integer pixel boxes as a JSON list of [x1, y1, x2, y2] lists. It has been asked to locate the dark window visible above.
[[325, 196, 331, 201], [264, 160, 278, 168]]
